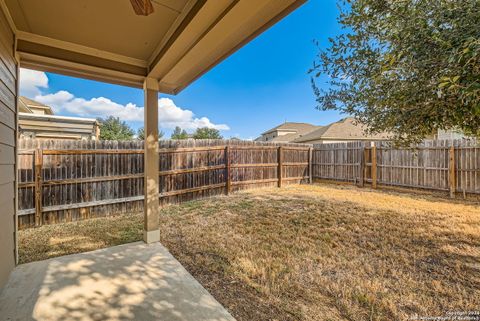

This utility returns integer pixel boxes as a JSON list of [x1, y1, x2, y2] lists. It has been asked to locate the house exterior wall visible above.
[[276, 130, 296, 136], [259, 132, 275, 141], [306, 139, 382, 144], [322, 139, 366, 144], [18, 114, 99, 140], [29, 107, 47, 115], [436, 129, 467, 140], [0, 8, 17, 289], [258, 130, 296, 142], [264, 132, 277, 141]]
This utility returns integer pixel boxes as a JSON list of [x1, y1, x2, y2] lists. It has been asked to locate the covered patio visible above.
[[0, 0, 305, 319], [0, 242, 235, 321]]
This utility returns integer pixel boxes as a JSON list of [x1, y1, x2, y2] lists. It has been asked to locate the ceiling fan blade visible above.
[[130, 0, 154, 16]]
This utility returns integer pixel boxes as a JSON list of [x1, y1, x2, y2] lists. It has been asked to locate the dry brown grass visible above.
[[19, 183, 480, 321], [18, 212, 143, 264]]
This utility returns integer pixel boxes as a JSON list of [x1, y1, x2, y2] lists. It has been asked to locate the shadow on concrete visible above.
[[0, 242, 235, 321]]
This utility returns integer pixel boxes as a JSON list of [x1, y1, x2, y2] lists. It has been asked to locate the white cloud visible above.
[[20, 68, 229, 131], [157, 98, 229, 130], [35, 92, 144, 121], [19, 68, 49, 96]]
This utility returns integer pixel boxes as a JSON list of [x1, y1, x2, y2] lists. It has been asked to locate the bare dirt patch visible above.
[[19, 183, 480, 321]]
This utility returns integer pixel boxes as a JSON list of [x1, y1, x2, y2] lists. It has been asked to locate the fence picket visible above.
[[18, 138, 311, 229], [18, 138, 480, 229], [311, 139, 479, 195]]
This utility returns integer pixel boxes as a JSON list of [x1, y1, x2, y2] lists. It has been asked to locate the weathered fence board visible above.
[[18, 138, 311, 229], [312, 139, 480, 197], [312, 141, 365, 183], [19, 138, 480, 229]]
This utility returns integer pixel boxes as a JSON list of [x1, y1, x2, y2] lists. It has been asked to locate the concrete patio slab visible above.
[[0, 242, 235, 321]]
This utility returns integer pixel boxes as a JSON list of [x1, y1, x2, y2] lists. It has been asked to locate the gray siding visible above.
[[0, 7, 17, 289]]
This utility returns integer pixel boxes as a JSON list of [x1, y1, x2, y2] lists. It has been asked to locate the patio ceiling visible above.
[[2, 0, 306, 92]]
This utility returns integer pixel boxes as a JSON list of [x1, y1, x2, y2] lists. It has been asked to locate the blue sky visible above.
[[20, 0, 344, 139]]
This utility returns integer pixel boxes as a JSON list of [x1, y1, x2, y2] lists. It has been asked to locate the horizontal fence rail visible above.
[[312, 139, 480, 197], [18, 138, 480, 229], [18, 138, 312, 229]]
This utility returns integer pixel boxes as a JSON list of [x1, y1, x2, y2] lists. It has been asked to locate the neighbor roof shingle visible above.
[[294, 117, 390, 143], [261, 122, 319, 136]]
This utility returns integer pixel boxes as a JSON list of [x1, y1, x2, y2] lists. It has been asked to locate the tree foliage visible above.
[[193, 127, 223, 139], [137, 127, 145, 140], [171, 126, 189, 140], [137, 127, 164, 140], [311, 0, 480, 144], [98, 116, 134, 140]]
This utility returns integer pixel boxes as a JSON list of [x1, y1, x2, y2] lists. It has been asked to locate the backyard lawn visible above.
[[19, 183, 480, 321]]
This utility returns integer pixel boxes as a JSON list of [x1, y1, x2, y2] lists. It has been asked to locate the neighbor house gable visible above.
[[257, 122, 320, 142], [294, 117, 390, 143]]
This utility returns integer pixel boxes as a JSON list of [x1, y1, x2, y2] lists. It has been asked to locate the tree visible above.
[[98, 116, 134, 140], [171, 126, 189, 139], [137, 127, 144, 140], [193, 127, 223, 139], [311, 0, 480, 144], [137, 127, 164, 140]]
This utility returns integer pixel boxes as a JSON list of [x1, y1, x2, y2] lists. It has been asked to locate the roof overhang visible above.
[[18, 112, 97, 124], [1, 0, 305, 92]]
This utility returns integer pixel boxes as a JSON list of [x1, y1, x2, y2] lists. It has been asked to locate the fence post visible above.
[[449, 145, 456, 198], [278, 146, 283, 188], [225, 145, 231, 195], [371, 145, 377, 189], [34, 148, 43, 227], [359, 146, 366, 187], [308, 147, 313, 184]]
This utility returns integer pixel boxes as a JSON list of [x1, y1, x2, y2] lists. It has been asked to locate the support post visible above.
[[308, 147, 313, 184], [371, 145, 377, 189], [225, 146, 231, 195], [143, 78, 160, 243], [34, 149, 43, 227], [449, 145, 456, 198], [278, 146, 283, 188]]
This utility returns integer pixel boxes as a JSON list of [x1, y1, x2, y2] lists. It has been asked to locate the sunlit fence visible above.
[[18, 138, 311, 229], [312, 139, 480, 197], [18, 138, 479, 229]]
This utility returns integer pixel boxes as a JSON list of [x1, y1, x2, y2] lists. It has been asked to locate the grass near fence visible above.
[[19, 183, 480, 321], [18, 138, 311, 229], [18, 139, 480, 230]]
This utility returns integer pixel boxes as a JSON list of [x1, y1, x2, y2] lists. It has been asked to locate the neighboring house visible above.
[[434, 129, 469, 140], [256, 118, 390, 144], [293, 118, 390, 144], [255, 122, 320, 142], [18, 96, 54, 115], [18, 97, 99, 140]]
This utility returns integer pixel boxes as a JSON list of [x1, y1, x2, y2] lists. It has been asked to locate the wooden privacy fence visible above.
[[312, 140, 480, 197], [18, 138, 312, 229], [18, 138, 480, 229]]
